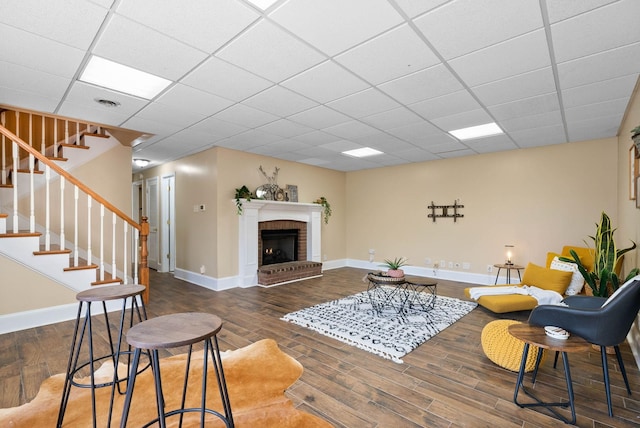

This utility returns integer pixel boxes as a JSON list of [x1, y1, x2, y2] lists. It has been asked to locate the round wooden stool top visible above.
[[508, 323, 590, 353], [76, 284, 146, 302], [126, 312, 223, 349]]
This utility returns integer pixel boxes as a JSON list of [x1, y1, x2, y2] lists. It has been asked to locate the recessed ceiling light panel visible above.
[[449, 123, 503, 141], [342, 147, 384, 158], [80, 56, 171, 99]]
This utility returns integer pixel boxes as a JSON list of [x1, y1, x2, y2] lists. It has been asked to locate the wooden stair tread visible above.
[[0, 232, 41, 238], [64, 264, 98, 272], [45, 156, 68, 162], [33, 249, 72, 256], [59, 143, 90, 150], [0, 184, 12, 188], [0, 213, 7, 218], [81, 132, 109, 139], [16, 169, 44, 174], [92, 278, 123, 286]]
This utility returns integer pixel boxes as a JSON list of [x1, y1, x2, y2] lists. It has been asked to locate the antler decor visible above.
[[259, 165, 280, 187]]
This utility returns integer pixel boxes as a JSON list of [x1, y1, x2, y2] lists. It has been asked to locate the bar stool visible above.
[[120, 312, 234, 428], [57, 284, 147, 428]]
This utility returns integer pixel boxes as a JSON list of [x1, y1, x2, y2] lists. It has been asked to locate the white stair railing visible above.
[[0, 120, 149, 300]]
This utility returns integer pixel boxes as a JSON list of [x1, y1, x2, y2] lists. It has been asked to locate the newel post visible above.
[[140, 216, 150, 303]]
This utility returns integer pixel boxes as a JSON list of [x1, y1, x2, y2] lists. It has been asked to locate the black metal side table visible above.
[[366, 272, 437, 316], [493, 263, 524, 284]]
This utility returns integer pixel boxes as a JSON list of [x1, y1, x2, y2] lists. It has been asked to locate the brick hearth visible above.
[[257, 261, 323, 286]]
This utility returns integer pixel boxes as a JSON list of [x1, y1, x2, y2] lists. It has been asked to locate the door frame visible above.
[[160, 173, 176, 272]]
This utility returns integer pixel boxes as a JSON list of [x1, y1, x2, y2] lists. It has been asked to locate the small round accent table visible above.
[[58, 284, 147, 428], [509, 323, 590, 425], [493, 263, 524, 284], [119, 312, 234, 428]]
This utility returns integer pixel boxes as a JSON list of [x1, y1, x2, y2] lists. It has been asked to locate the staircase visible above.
[[0, 109, 149, 332]]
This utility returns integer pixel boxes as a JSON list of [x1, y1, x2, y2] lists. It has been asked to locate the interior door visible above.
[[146, 176, 160, 270], [161, 174, 175, 272]]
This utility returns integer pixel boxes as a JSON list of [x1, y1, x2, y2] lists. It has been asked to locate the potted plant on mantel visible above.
[[380, 257, 408, 278], [566, 211, 639, 297]]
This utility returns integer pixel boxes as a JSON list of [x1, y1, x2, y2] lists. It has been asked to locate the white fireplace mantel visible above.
[[237, 200, 323, 287]]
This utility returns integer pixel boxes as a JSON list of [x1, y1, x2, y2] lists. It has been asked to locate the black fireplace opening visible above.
[[261, 229, 298, 265]]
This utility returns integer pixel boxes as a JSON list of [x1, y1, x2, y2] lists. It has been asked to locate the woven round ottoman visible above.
[[481, 320, 545, 372]]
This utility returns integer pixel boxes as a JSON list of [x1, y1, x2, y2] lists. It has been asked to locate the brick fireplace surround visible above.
[[237, 200, 323, 287]]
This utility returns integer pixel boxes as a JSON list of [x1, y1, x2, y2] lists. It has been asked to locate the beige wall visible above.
[[347, 139, 617, 275], [0, 254, 76, 314], [135, 147, 346, 278], [2, 143, 132, 314]]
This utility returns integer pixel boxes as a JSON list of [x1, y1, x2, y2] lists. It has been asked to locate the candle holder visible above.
[[505, 244, 514, 265]]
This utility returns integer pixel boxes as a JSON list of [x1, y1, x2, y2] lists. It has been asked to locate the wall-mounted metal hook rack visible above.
[[427, 201, 464, 222]]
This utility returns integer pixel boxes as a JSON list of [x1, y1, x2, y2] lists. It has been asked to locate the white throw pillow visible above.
[[550, 257, 584, 295]]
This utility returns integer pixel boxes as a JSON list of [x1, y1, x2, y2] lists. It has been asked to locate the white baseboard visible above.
[[0, 299, 126, 335], [173, 268, 238, 291]]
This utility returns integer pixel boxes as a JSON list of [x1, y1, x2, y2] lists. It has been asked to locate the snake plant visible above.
[[566, 212, 638, 297]]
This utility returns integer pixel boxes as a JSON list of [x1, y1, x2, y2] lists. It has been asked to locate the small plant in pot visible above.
[[632, 124, 640, 154], [380, 257, 408, 278]]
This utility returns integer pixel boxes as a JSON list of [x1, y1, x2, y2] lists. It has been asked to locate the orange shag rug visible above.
[[0, 338, 332, 427]]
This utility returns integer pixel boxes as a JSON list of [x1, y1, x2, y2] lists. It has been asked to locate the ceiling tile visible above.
[[557, 42, 640, 89], [509, 124, 567, 148], [386, 121, 443, 143], [253, 139, 311, 154], [467, 134, 517, 154], [0, 24, 85, 79], [121, 116, 186, 137], [0, 86, 61, 113], [500, 110, 563, 133], [427, 139, 468, 153], [216, 20, 325, 83], [414, 0, 542, 59], [187, 116, 249, 139], [564, 98, 629, 123], [394, 148, 440, 163], [0, 61, 71, 101], [431, 109, 494, 132], [157, 84, 234, 116], [242, 85, 318, 117], [63, 81, 150, 118], [135, 101, 208, 128], [393, 0, 450, 18], [566, 114, 622, 142], [551, 1, 640, 63], [115, 0, 258, 53], [0, 0, 108, 50], [294, 130, 342, 145], [256, 119, 315, 138], [281, 60, 369, 104], [561, 74, 638, 109], [318, 140, 361, 153], [361, 107, 423, 129], [448, 30, 551, 87], [93, 15, 208, 80], [488, 93, 561, 121], [212, 103, 279, 128], [270, 0, 404, 56], [351, 133, 416, 152], [288, 106, 351, 129], [327, 88, 401, 118], [471, 67, 557, 106], [546, 0, 617, 23], [409, 90, 481, 120], [216, 130, 279, 151], [335, 24, 440, 85], [323, 121, 379, 139], [181, 57, 273, 102], [378, 64, 463, 105]]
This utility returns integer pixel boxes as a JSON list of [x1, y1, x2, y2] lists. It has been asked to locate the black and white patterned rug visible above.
[[281, 287, 477, 363]]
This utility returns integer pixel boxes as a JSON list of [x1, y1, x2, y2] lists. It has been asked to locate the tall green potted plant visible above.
[[567, 212, 638, 297]]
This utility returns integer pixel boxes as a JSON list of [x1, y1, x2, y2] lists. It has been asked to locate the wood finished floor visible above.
[[2, 267, 640, 427]]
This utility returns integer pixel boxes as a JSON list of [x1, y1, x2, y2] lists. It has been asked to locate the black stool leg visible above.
[[210, 336, 234, 427], [601, 346, 614, 417], [119, 347, 141, 428], [614, 345, 632, 395], [57, 302, 84, 427], [178, 345, 194, 427]]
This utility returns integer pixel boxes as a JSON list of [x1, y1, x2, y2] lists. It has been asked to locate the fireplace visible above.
[[261, 229, 298, 265], [237, 200, 323, 287]]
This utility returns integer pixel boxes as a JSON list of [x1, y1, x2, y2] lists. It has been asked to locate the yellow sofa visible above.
[[464, 246, 593, 313]]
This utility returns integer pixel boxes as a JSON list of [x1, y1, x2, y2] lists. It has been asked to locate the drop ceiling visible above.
[[1, 0, 639, 172]]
